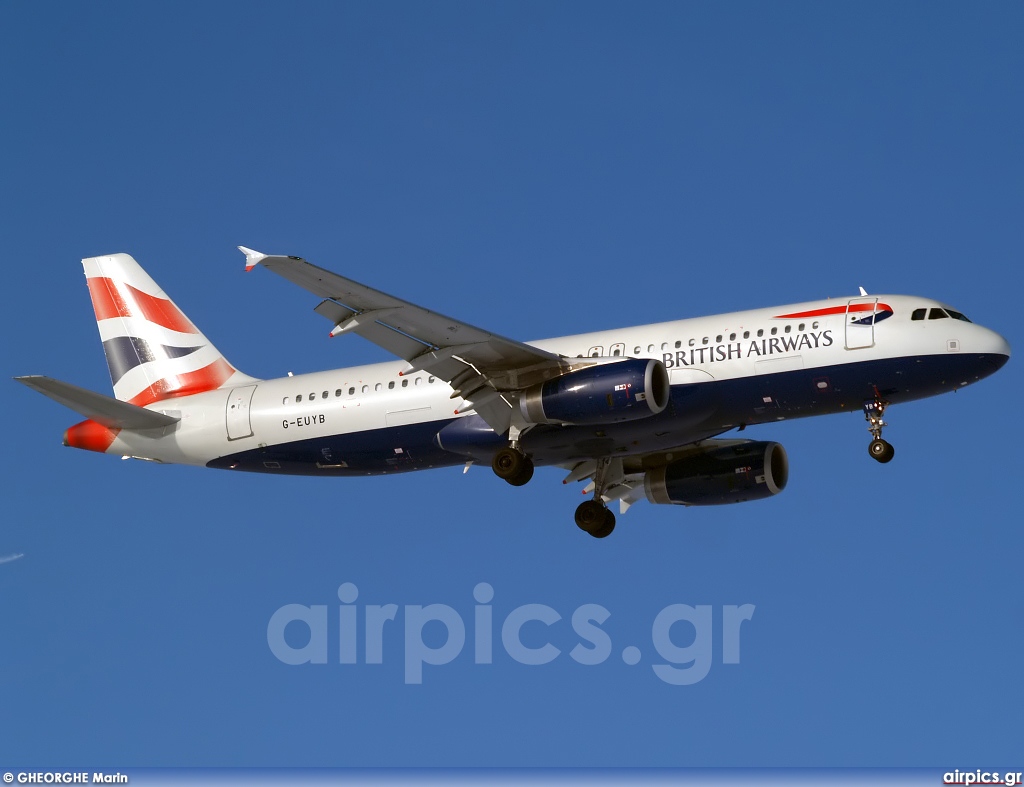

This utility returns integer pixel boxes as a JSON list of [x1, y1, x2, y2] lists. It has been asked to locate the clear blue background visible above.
[[1, 1, 1021, 767]]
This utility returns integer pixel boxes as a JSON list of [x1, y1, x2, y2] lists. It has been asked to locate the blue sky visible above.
[[1, 1, 1021, 768]]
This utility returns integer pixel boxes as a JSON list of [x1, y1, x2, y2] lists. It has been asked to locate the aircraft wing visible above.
[[239, 247, 573, 434]]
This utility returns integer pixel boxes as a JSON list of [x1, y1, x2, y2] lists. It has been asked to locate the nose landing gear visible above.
[[864, 396, 895, 463]]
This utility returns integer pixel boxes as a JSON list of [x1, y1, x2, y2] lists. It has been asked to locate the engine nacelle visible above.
[[644, 441, 789, 506], [519, 358, 670, 426]]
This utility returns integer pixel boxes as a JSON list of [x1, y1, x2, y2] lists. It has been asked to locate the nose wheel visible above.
[[869, 438, 895, 463], [864, 396, 895, 464]]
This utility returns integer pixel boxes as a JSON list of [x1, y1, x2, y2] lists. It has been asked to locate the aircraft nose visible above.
[[985, 327, 1011, 360]]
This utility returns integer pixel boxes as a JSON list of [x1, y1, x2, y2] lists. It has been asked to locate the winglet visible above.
[[238, 246, 268, 272]]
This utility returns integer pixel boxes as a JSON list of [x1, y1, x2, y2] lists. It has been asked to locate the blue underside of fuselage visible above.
[[206, 352, 1008, 476]]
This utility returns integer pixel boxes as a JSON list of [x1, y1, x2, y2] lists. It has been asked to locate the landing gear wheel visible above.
[[590, 509, 616, 539], [492, 447, 532, 485], [868, 438, 895, 463], [575, 499, 608, 533], [863, 395, 894, 464], [506, 459, 534, 487]]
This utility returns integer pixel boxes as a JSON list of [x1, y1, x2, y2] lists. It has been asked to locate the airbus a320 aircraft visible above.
[[17, 249, 1010, 538]]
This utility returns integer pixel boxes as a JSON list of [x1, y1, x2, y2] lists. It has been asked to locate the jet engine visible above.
[[644, 441, 788, 506], [519, 358, 670, 426]]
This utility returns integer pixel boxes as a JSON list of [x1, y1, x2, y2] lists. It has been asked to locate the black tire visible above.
[[506, 457, 535, 487], [590, 509, 616, 539], [869, 439, 895, 463], [492, 447, 526, 480], [575, 499, 607, 533]]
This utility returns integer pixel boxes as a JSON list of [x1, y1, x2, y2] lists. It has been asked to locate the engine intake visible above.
[[644, 441, 788, 506], [520, 358, 670, 426]]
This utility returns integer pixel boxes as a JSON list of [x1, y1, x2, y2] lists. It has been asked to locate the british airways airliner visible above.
[[16, 249, 1010, 538]]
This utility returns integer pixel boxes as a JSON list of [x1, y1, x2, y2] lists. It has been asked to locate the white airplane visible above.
[[16, 249, 1010, 538]]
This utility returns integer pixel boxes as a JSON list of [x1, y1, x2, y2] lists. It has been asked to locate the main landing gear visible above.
[[863, 396, 895, 464], [492, 444, 616, 539], [574, 457, 616, 539], [492, 446, 534, 486], [575, 499, 615, 539]]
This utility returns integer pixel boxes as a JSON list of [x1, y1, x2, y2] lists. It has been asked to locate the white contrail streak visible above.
[[0, 553, 25, 565]]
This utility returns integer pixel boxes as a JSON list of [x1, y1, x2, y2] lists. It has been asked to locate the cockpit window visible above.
[[946, 309, 971, 323], [928, 308, 949, 320], [911, 308, 926, 321]]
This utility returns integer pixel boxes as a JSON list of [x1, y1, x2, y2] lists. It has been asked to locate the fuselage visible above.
[[96, 293, 1009, 475]]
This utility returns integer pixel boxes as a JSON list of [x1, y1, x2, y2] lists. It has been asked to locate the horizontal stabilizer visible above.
[[14, 375, 180, 430]]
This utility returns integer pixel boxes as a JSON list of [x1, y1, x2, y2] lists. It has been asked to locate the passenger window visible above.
[[929, 308, 949, 320], [911, 308, 926, 321], [812, 321, 819, 330], [375, 383, 382, 392], [414, 377, 421, 385], [715, 335, 722, 343], [387, 381, 394, 390], [784, 325, 791, 333], [335, 389, 342, 397], [296, 394, 303, 403], [702, 337, 709, 345], [402, 379, 409, 387], [770, 327, 778, 335], [633, 346, 641, 354], [322, 391, 329, 399], [647, 344, 654, 352], [798, 323, 805, 331], [757, 329, 764, 337], [688, 338, 695, 347], [429, 377, 435, 383], [282, 397, 290, 405], [309, 392, 316, 400], [348, 387, 355, 396], [743, 331, 750, 339], [729, 333, 736, 341], [361, 385, 368, 394]]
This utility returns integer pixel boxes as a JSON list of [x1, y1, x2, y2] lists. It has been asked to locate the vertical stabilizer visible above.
[[83, 253, 255, 405]]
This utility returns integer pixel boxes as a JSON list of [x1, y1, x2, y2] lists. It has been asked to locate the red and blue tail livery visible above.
[[82, 254, 252, 407]]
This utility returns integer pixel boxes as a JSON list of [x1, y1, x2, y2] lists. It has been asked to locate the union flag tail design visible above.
[[83, 253, 254, 406]]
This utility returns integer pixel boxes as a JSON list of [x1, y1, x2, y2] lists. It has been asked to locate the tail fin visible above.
[[83, 253, 255, 405]]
